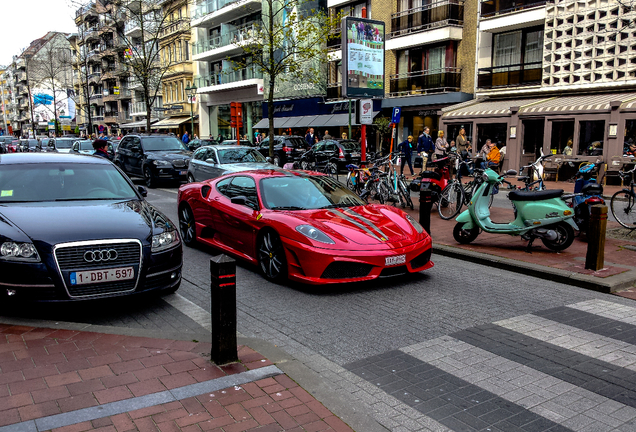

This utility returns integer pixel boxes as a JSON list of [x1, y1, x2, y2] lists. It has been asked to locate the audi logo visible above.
[[83, 249, 118, 263]]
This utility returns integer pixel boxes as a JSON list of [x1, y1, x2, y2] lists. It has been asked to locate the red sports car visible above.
[[177, 169, 433, 284]]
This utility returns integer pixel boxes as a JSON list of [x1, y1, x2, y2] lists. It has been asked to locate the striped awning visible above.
[[521, 93, 636, 114], [443, 98, 549, 118], [152, 117, 191, 129]]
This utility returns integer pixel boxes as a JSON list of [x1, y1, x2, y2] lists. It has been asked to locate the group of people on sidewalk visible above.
[[397, 128, 503, 177]]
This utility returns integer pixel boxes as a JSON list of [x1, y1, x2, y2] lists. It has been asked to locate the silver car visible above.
[[187, 145, 275, 182]]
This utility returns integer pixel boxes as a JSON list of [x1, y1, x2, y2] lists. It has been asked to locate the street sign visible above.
[[358, 99, 373, 125], [391, 107, 401, 124], [188, 95, 196, 103]]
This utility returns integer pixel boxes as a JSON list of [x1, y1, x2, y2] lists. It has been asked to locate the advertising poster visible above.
[[264, 0, 327, 99], [342, 17, 385, 98], [32, 88, 75, 124]]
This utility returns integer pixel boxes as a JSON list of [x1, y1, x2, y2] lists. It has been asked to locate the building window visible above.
[[493, 28, 543, 68], [336, 1, 370, 18], [578, 120, 605, 156], [550, 120, 574, 154]]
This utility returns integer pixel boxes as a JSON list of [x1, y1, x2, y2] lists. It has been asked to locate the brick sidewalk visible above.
[[0, 325, 353, 432]]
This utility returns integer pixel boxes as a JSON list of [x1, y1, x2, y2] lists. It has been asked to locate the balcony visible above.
[[93, 115, 105, 121], [192, 0, 262, 27], [90, 94, 104, 104], [104, 111, 119, 123], [477, 62, 542, 89], [124, 20, 158, 37], [118, 88, 133, 99], [192, 24, 257, 61], [88, 72, 102, 83], [85, 26, 100, 42], [16, 72, 26, 82], [327, 28, 341, 51], [131, 102, 150, 116], [159, 19, 190, 39], [481, 0, 548, 18], [104, 90, 118, 102], [19, 99, 29, 109], [390, 0, 464, 39], [75, 3, 97, 22], [194, 66, 263, 89], [389, 67, 462, 96], [87, 49, 101, 63]]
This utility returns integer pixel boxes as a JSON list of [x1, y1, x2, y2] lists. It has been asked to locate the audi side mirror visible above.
[[137, 185, 148, 197]]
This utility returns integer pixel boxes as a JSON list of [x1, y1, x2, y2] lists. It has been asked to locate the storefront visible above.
[[441, 92, 636, 177]]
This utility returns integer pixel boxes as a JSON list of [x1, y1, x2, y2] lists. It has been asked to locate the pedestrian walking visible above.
[[417, 127, 434, 172], [398, 135, 415, 176], [433, 130, 448, 161], [182, 131, 190, 144]]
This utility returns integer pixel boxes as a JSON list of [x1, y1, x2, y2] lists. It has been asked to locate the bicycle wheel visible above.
[[611, 190, 636, 229], [398, 177, 414, 210], [346, 174, 356, 192], [439, 182, 465, 220], [324, 162, 338, 178], [377, 181, 391, 204]]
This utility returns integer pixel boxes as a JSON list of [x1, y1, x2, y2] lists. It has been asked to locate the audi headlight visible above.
[[296, 225, 335, 244], [152, 228, 180, 252], [405, 214, 424, 234], [0, 241, 40, 262], [153, 160, 171, 166]]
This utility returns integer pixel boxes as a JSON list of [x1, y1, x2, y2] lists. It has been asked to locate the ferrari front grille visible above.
[[410, 249, 431, 270], [321, 262, 372, 279]]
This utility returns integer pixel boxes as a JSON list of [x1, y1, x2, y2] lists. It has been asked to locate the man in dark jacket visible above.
[[92, 139, 112, 160], [398, 135, 415, 176], [416, 127, 434, 172]]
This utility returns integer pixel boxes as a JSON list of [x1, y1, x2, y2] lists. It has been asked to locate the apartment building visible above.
[[0, 67, 15, 135], [151, 0, 197, 135], [441, 0, 636, 174], [191, 0, 265, 140]]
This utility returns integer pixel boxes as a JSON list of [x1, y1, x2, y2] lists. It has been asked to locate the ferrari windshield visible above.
[[0, 163, 138, 202], [260, 175, 365, 210], [218, 148, 266, 164]]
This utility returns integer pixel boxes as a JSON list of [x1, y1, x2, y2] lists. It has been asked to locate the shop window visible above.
[[550, 120, 574, 154], [578, 120, 605, 155], [624, 119, 636, 154], [476, 123, 507, 150], [446, 123, 473, 147]]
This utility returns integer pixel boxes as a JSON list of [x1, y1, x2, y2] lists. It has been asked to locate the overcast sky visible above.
[[1, 0, 79, 66]]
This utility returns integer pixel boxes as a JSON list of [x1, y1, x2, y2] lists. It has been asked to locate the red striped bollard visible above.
[[210, 254, 238, 365]]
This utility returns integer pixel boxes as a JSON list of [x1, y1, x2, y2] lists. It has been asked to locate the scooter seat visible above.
[[581, 183, 603, 196], [419, 171, 442, 181], [509, 189, 564, 201]]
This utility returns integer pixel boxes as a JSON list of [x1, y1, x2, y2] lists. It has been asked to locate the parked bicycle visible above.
[[517, 151, 553, 191], [610, 165, 636, 229]]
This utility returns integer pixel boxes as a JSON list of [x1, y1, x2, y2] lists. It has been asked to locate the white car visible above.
[[43, 137, 77, 153]]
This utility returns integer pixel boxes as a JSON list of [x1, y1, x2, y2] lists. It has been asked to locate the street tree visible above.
[[65, 30, 96, 136], [105, 0, 178, 131], [235, 0, 336, 158], [28, 34, 74, 135]]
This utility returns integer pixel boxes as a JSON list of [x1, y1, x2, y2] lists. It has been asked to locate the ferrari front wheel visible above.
[[258, 230, 287, 283], [179, 204, 196, 247]]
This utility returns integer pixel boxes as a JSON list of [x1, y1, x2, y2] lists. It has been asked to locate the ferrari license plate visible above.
[[385, 255, 406, 266], [70, 267, 134, 285]]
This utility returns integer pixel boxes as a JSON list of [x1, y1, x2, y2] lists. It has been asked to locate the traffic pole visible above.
[[419, 188, 433, 235], [210, 254, 238, 365]]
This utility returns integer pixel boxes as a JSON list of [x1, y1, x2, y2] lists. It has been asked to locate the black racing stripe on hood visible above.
[[343, 208, 389, 240], [326, 209, 380, 241]]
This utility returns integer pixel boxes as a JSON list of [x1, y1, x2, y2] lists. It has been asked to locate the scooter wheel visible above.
[[541, 222, 575, 251], [453, 223, 479, 244]]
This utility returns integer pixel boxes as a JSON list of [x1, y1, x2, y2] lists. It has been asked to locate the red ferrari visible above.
[[177, 169, 433, 284]]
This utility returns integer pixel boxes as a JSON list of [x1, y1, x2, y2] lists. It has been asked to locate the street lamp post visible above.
[[185, 83, 197, 139]]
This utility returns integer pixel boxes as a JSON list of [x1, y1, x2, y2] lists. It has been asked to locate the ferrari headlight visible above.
[[0, 241, 40, 262], [153, 160, 171, 166], [405, 214, 424, 234], [296, 225, 335, 244], [152, 228, 180, 252]]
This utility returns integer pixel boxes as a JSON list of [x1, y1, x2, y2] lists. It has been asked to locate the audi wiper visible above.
[[270, 206, 307, 210]]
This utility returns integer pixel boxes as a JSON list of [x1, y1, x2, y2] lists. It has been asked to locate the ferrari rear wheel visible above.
[[179, 205, 196, 247], [258, 230, 287, 283]]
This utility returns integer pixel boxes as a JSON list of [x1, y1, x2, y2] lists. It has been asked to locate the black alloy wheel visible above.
[[179, 205, 196, 247], [258, 230, 287, 282]]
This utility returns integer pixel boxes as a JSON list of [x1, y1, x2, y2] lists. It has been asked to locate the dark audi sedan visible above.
[[0, 153, 182, 301]]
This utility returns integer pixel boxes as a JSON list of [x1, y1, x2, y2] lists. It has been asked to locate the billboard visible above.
[[342, 17, 385, 98], [264, 0, 327, 100], [32, 88, 76, 124]]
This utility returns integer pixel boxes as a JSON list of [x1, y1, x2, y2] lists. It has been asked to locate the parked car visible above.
[[0, 137, 14, 153], [186, 138, 218, 151], [43, 137, 76, 153], [220, 139, 253, 147], [0, 153, 182, 301], [6, 139, 19, 153], [114, 134, 193, 188], [187, 145, 275, 182], [256, 135, 309, 167], [71, 140, 96, 155], [19, 139, 41, 152], [299, 139, 362, 172], [177, 170, 433, 284]]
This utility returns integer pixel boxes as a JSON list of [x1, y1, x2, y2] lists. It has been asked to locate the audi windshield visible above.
[[141, 137, 187, 152], [0, 163, 138, 202]]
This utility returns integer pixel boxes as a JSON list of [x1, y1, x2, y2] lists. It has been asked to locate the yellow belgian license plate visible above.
[[70, 267, 134, 285]]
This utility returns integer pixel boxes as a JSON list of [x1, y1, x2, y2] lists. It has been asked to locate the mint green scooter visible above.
[[453, 168, 578, 251]]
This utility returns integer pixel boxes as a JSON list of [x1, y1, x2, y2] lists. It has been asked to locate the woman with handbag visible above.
[[434, 130, 448, 161]]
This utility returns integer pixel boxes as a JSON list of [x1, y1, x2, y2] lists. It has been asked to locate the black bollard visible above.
[[419, 188, 434, 234], [585, 205, 608, 271], [210, 254, 238, 365]]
